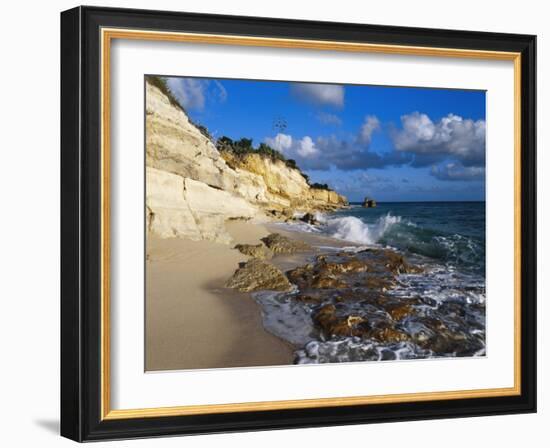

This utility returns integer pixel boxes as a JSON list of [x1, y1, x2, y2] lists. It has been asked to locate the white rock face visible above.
[[145, 80, 347, 243], [146, 167, 201, 240], [146, 167, 260, 243], [146, 82, 238, 191]]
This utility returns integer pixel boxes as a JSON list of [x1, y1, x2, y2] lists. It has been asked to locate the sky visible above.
[[163, 76, 486, 202]]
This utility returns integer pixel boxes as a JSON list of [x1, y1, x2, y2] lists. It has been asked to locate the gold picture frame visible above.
[[61, 6, 536, 441]]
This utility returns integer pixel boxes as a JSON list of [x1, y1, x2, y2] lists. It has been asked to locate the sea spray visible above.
[[280, 203, 485, 273], [322, 213, 402, 245]]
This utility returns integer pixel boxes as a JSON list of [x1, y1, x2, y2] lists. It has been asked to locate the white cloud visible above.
[[431, 162, 485, 181], [261, 114, 409, 172], [317, 112, 342, 126], [290, 83, 344, 107], [296, 136, 319, 157], [392, 112, 486, 167], [167, 78, 207, 110], [265, 133, 293, 152], [166, 78, 228, 111], [359, 115, 381, 144], [265, 133, 319, 159], [213, 80, 227, 103]]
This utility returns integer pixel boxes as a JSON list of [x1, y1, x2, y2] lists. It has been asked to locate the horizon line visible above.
[[347, 200, 486, 203]]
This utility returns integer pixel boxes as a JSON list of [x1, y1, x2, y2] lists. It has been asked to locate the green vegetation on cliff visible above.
[[146, 76, 185, 113], [216, 136, 300, 171], [310, 183, 330, 190], [146, 76, 213, 141]]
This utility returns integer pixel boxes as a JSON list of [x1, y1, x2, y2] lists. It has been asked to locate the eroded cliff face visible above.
[[220, 151, 347, 211], [145, 81, 347, 243]]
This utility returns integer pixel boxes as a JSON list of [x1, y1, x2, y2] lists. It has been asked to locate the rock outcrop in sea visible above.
[[362, 197, 377, 208], [145, 80, 348, 243]]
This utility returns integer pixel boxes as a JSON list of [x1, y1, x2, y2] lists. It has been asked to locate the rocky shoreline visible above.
[[225, 229, 486, 364]]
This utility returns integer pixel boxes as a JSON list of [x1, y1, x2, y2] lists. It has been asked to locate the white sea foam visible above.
[[321, 213, 401, 245], [252, 291, 317, 347], [295, 338, 434, 364]]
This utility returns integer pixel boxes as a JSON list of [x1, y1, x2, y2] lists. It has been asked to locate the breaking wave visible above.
[[321, 213, 402, 245], [282, 209, 485, 273]]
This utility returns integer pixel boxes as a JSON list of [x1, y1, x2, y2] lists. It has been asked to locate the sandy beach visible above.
[[145, 220, 296, 371]]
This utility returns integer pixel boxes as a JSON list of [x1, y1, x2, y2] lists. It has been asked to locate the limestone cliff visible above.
[[145, 80, 347, 243], [220, 151, 347, 210]]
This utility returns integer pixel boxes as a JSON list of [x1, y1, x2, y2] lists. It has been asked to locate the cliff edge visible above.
[[145, 80, 347, 243]]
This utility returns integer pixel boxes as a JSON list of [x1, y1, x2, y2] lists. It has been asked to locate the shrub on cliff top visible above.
[[147, 76, 214, 142], [310, 183, 330, 190], [217, 136, 291, 166], [195, 124, 213, 141], [146, 75, 186, 113]]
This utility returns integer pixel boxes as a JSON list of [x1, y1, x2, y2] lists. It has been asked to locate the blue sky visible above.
[[163, 76, 486, 202]]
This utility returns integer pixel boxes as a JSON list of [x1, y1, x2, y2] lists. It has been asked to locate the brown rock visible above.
[[368, 324, 410, 343], [261, 233, 311, 254], [383, 249, 423, 274], [311, 274, 347, 289], [385, 303, 416, 321], [360, 275, 396, 291], [226, 259, 293, 292], [320, 258, 369, 275], [234, 243, 273, 260], [362, 197, 377, 208], [286, 264, 315, 289], [314, 304, 369, 338], [293, 294, 324, 303], [300, 212, 320, 225]]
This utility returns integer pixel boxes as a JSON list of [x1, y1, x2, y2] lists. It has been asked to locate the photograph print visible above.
[[145, 75, 486, 371]]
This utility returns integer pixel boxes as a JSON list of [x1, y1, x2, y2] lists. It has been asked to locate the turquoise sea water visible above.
[[332, 201, 486, 275]]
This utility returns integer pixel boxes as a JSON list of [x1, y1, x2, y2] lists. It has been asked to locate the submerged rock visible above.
[[299, 212, 320, 225], [368, 323, 410, 343], [256, 244, 484, 361], [287, 250, 420, 294], [314, 304, 370, 338], [261, 233, 311, 254], [381, 249, 423, 275], [226, 259, 292, 292], [311, 274, 348, 289], [234, 243, 273, 260], [383, 302, 417, 321]]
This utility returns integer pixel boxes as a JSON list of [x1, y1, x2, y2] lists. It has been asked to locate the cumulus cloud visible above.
[[295, 136, 319, 157], [392, 112, 486, 167], [333, 172, 395, 193], [264, 111, 485, 177], [290, 83, 344, 107], [430, 163, 485, 181], [316, 112, 342, 126], [265, 134, 320, 159], [359, 116, 381, 145], [265, 133, 293, 152], [166, 77, 227, 111], [264, 129, 409, 172]]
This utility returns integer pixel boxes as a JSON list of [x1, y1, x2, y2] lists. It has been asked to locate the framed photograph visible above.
[[60, 6, 536, 442]]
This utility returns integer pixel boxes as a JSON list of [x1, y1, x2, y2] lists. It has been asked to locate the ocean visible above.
[[253, 202, 487, 364], [326, 202, 485, 275]]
